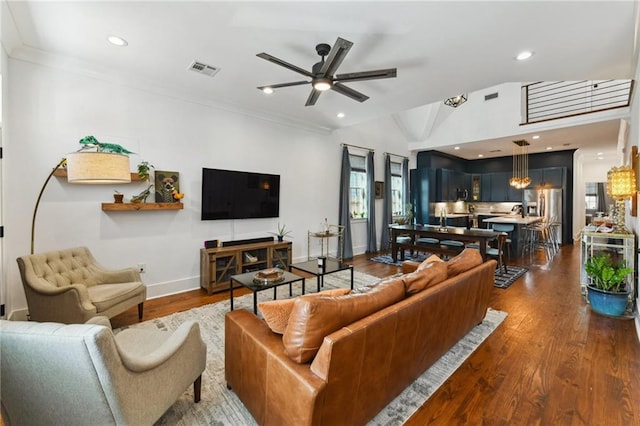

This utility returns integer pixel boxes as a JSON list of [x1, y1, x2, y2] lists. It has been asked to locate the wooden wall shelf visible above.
[[54, 168, 142, 181], [102, 202, 183, 211]]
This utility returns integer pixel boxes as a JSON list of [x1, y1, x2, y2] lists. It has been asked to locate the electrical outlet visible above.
[[137, 263, 146, 274]]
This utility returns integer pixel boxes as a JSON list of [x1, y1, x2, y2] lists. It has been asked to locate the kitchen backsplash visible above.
[[431, 201, 522, 215]]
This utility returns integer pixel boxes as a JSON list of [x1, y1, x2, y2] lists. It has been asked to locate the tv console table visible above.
[[199, 240, 292, 295]]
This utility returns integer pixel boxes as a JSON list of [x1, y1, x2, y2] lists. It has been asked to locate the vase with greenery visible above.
[[584, 253, 633, 317]]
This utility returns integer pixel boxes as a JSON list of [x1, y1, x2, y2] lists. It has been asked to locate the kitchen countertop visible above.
[[482, 215, 543, 225]]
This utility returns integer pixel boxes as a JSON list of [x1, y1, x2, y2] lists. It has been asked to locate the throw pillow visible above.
[[417, 254, 444, 270], [402, 261, 448, 294], [283, 278, 405, 363], [447, 248, 483, 277], [258, 288, 351, 334]]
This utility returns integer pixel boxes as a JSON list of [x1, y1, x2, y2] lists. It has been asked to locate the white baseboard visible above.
[[145, 276, 201, 299]]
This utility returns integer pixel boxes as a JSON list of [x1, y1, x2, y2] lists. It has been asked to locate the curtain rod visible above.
[[341, 143, 374, 152], [384, 152, 408, 160]]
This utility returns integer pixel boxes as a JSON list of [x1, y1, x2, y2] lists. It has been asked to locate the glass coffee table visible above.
[[229, 270, 305, 314], [289, 259, 354, 292]]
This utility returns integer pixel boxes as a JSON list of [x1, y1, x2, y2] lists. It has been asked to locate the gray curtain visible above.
[[338, 147, 353, 260], [366, 151, 377, 253], [596, 182, 606, 212], [380, 155, 392, 250], [402, 158, 410, 222]]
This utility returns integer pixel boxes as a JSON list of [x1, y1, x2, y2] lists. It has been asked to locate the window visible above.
[[585, 182, 598, 210], [390, 161, 403, 216], [349, 154, 367, 219]]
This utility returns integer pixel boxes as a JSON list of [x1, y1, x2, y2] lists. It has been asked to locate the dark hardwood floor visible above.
[[111, 244, 640, 425]]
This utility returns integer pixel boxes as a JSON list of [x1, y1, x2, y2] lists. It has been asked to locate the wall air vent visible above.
[[484, 92, 499, 101], [188, 61, 220, 77]]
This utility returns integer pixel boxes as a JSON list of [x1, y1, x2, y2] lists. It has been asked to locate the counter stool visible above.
[[523, 219, 554, 259]]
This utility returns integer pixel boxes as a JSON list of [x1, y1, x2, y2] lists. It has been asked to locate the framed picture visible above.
[[155, 170, 180, 203], [375, 181, 384, 199]]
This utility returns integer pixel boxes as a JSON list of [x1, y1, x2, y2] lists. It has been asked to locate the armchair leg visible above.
[[194, 375, 202, 403], [138, 302, 144, 320]]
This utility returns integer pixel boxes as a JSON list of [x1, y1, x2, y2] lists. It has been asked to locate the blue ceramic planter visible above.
[[586, 285, 630, 317]]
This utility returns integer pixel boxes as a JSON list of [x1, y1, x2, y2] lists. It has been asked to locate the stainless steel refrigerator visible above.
[[523, 188, 562, 244]]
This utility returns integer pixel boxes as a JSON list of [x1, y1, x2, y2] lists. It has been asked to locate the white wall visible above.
[[5, 58, 386, 316]]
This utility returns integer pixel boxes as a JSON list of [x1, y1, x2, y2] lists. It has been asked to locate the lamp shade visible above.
[[66, 152, 131, 184], [607, 165, 636, 198]]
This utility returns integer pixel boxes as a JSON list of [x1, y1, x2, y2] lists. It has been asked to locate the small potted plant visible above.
[[270, 223, 292, 242], [584, 252, 633, 317], [113, 190, 124, 203], [137, 161, 154, 183]]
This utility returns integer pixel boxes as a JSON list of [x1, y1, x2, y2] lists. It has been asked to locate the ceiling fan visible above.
[[256, 37, 397, 106]]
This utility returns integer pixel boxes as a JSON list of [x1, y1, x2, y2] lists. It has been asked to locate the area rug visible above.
[[369, 251, 432, 266], [494, 266, 528, 289], [119, 271, 507, 425]]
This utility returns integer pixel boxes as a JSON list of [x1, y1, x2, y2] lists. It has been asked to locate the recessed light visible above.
[[107, 35, 128, 47], [478, 154, 484, 158], [262, 87, 274, 94], [454, 146, 460, 150], [516, 50, 533, 61], [532, 135, 540, 140], [546, 146, 553, 150], [597, 157, 604, 160], [596, 152, 603, 156], [337, 112, 345, 118]]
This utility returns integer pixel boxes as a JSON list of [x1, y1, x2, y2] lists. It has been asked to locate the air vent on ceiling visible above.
[[188, 61, 220, 77], [489, 149, 502, 153], [484, 92, 499, 101]]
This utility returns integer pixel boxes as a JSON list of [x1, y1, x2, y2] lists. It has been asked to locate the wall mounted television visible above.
[[201, 168, 280, 220]]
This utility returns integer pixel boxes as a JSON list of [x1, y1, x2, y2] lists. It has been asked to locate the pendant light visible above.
[[509, 139, 531, 189]]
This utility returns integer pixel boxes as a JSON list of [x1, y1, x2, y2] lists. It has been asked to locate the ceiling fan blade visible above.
[[305, 89, 322, 106], [331, 83, 369, 103], [257, 81, 309, 90], [335, 68, 397, 83], [256, 53, 314, 78], [320, 38, 353, 77]]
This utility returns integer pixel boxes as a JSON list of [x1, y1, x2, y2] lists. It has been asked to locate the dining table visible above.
[[389, 224, 500, 262]]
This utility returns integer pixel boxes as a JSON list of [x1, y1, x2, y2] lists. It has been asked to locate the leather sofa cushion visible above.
[[258, 288, 351, 334], [447, 248, 483, 277], [283, 278, 405, 363], [402, 261, 448, 295]]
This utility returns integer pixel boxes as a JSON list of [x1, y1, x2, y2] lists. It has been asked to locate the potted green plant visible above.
[[113, 190, 124, 203], [137, 161, 154, 183], [270, 223, 292, 242], [584, 253, 633, 317]]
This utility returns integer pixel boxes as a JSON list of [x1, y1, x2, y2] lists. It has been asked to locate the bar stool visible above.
[[486, 233, 508, 274], [523, 218, 554, 259]]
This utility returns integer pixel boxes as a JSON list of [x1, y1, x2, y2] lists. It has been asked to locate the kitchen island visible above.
[[482, 215, 543, 256]]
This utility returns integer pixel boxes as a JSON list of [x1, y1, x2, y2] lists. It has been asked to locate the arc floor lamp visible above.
[[30, 151, 131, 254]]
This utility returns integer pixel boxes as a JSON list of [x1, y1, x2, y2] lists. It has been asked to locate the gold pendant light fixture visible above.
[[509, 139, 531, 189]]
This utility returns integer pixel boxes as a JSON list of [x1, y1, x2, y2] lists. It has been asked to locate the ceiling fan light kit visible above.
[[444, 94, 468, 108], [257, 37, 397, 106]]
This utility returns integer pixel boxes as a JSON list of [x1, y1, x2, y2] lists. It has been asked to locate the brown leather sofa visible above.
[[225, 254, 496, 426]]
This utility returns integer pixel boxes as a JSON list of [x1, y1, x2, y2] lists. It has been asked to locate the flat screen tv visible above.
[[201, 168, 280, 220]]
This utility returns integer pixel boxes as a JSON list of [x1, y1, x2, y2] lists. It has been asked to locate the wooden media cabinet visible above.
[[199, 240, 292, 295]]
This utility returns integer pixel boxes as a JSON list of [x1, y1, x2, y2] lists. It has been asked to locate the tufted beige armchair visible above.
[[17, 247, 146, 324], [0, 316, 207, 425]]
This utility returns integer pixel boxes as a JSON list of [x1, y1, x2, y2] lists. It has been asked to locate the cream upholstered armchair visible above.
[[0, 316, 207, 425], [17, 247, 146, 324]]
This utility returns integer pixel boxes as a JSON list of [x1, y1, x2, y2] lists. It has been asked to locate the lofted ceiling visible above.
[[2, 1, 637, 155]]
